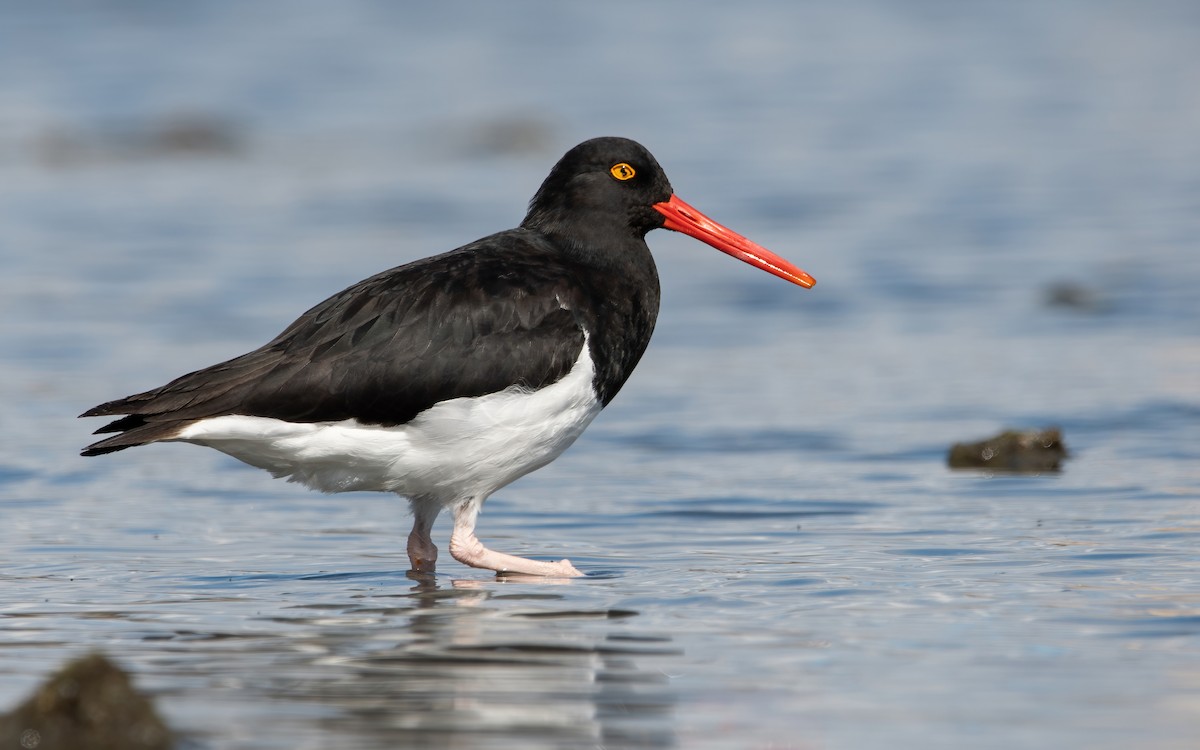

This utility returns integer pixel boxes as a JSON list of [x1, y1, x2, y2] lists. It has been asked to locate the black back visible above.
[[81, 137, 671, 455]]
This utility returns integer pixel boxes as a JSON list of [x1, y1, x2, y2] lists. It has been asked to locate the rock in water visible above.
[[947, 428, 1069, 473], [0, 652, 173, 750]]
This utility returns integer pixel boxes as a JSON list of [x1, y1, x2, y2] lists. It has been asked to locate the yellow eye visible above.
[[610, 163, 636, 181]]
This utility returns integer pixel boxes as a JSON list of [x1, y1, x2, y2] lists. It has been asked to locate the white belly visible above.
[[173, 344, 602, 501]]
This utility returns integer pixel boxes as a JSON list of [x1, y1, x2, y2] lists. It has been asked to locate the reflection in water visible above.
[[268, 575, 678, 749]]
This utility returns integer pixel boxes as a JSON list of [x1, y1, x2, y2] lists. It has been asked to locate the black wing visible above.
[[81, 230, 589, 455]]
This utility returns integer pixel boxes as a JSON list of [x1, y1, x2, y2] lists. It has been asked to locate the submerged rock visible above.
[[1042, 281, 1112, 313], [0, 652, 173, 750], [36, 113, 243, 167], [947, 427, 1069, 473]]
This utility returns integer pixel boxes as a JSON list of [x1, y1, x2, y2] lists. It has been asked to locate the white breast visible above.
[[173, 342, 603, 502]]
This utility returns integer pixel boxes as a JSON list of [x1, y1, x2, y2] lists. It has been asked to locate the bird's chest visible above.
[[581, 270, 661, 406]]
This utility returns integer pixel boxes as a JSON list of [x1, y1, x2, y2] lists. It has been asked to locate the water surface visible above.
[[2, 2, 1199, 748]]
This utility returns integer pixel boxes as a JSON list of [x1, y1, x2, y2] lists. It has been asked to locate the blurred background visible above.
[[2, 2, 1198, 749]]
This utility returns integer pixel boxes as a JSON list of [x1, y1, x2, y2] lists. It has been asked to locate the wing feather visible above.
[[81, 231, 589, 455]]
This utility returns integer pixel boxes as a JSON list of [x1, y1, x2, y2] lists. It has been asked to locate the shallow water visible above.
[[2, 2, 1199, 748]]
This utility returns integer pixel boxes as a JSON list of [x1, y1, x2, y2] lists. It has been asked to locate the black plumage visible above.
[[81, 137, 666, 456]]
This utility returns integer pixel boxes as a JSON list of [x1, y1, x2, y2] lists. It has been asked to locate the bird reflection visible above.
[[277, 574, 679, 749]]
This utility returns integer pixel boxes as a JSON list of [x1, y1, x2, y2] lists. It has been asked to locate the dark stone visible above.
[[1043, 281, 1109, 313], [947, 427, 1069, 473], [0, 652, 173, 750]]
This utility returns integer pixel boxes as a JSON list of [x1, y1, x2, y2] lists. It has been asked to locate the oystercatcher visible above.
[[81, 137, 815, 577]]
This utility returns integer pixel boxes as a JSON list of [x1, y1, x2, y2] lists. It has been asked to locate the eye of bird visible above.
[[609, 162, 636, 181]]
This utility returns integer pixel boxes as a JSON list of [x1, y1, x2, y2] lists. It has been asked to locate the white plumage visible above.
[[174, 342, 602, 503]]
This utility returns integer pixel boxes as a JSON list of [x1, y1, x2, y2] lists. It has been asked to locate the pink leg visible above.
[[448, 501, 583, 578], [406, 499, 441, 573]]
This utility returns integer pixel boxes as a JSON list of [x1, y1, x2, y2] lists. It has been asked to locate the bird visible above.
[[80, 136, 815, 578]]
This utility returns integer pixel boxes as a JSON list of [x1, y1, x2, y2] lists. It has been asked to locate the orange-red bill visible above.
[[652, 194, 815, 288]]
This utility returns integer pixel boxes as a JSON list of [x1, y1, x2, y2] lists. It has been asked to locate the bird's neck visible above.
[[522, 210, 651, 274]]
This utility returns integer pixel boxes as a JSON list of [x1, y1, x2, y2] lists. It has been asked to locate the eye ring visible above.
[[610, 163, 636, 181]]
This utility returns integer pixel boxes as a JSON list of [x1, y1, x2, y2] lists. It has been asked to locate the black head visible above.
[[523, 137, 817, 288], [521, 137, 674, 241]]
